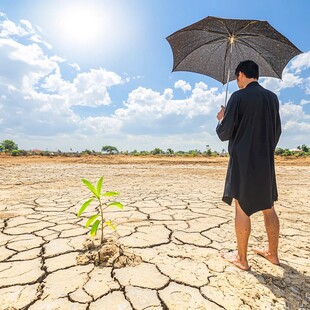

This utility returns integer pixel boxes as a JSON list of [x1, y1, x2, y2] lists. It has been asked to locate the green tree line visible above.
[[1, 140, 310, 157]]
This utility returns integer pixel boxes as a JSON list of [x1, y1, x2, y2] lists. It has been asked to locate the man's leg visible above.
[[253, 206, 280, 265], [235, 200, 251, 267], [221, 199, 251, 270]]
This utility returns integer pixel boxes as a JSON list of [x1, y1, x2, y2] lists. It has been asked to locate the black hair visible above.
[[235, 60, 259, 79]]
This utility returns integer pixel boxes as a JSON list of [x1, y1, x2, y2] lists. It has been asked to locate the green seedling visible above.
[[77, 176, 123, 244]]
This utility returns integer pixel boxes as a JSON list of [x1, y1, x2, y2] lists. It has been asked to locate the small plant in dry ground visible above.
[[77, 176, 141, 267], [77, 176, 123, 244]]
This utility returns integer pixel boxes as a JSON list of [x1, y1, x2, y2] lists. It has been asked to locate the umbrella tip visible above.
[[229, 35, 236, 44]]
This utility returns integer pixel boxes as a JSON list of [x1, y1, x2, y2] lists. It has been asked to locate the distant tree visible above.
[[151, 148, 163, 155], [166, 148, 174, 155], [205, 149, 212, 156], [301, 144, 309, 152], [101, 145, 119, 155], [140, 150, 150, 155], [283, 149, 294, 156], [275, 148, 285, 155], [81, 149, 92, 155], [188, 149, 197, 156], [0, 140, 18, 152], [11, 150, 19, 156]]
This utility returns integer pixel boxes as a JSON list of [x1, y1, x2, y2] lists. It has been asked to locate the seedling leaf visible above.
[[77, 198, 94, 216], [85, 214, 99, 228], [90, 220, 100, 237], [105, 220, 116, 230], [82, 179, 98, 198], [96, 176, 104, 196], [102, 191, 119, 197], [107, 202, 124, 209]]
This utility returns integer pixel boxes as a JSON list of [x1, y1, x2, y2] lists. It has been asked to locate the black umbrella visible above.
[[166, 16, 302, 104]]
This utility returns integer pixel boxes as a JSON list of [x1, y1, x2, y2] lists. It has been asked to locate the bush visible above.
[[11, 150, 27, 156], [275, 148, 285, 155], [283, 149, 294, 156]]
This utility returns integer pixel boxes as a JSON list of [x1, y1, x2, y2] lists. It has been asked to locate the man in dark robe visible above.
[[216, 60, 281, 271]]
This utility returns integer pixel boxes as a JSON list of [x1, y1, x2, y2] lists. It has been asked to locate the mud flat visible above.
[[0, 156, 309, 309]]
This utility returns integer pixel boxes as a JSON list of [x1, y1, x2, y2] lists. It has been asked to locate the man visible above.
[[216, 60, 282, 271]]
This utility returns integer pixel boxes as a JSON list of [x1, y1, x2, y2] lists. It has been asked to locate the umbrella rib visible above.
[[235, 21, 260, 36], [238, 36, 294, 62], [238, 36, 282, 58], [237, 33, 301, 51], [237, 39, 281, 78], [219, 19, 232, 36]]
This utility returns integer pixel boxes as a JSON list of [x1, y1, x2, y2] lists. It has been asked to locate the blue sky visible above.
[[0, 0, 309, 152]]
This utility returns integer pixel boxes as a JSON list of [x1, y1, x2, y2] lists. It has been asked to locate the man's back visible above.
[[216, 80, 281, 216], [227, 81, 281, 160]]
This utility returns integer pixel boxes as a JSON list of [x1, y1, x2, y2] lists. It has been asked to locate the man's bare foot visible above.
[[252, 248, 280, 265], [220, 251, 250, 271]]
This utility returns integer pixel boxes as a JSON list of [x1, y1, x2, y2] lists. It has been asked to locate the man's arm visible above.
[[216, 94, 238, 141]]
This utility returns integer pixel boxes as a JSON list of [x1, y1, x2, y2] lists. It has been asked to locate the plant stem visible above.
[[99, 199, 104, 244]]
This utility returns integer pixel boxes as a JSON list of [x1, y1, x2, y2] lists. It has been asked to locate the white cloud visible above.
[[114, 84, 225, 135], [304, 77, 310, 95], [260, 68, 303, 95], [19, 19, 33, 31], [0, 19, 28, 37], [300, 99, 310, 105], [0, 35, 123, 107], [70, 68, 122, 107], [69, 63, 81, 71], [290, 51, 310, 73], [50, 55, 66, 63], [280, 103, 306, 121], [44, 68, 117, 104], [34, 68, 123, 108], [0, 12, 51, 49], [174, 80, 192, 92], [80, 116, 123, 134], [283, 120, 310, 132], [278, 102, 310, 147]]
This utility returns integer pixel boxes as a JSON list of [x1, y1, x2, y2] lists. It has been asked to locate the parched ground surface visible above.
[[0, 156, 309, 310]]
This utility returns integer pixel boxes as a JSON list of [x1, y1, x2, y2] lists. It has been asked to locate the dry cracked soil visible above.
[[0, 155, 309, 310]]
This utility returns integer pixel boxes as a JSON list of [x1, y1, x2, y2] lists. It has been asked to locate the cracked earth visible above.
[[0, 156, 309, 309]]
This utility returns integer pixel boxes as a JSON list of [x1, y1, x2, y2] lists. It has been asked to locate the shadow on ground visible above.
[[251, 262, 310, 309]]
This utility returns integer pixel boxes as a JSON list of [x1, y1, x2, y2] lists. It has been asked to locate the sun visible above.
[[57, 4, 104, 46], [45, 2, 136, 57]]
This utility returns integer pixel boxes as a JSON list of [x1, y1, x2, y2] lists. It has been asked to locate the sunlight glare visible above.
[[58, 4, 105, 46], [46, 1, 137, 58]]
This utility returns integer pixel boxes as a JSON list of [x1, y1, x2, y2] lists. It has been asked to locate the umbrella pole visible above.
[[224, 74, 230, 107], [224, 42, 233, 107]]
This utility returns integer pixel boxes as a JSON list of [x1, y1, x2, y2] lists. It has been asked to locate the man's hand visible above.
[[217, 105, 225, 121]]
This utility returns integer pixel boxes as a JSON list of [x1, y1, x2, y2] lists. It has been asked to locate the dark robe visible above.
[[216, 81, 281, 216]]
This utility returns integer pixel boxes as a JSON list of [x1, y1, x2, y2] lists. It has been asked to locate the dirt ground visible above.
[[1, 154, 309, 166], [0, 155, 309, 309]]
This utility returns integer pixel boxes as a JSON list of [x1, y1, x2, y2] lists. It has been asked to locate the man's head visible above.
[[235, 60, 259, 89]]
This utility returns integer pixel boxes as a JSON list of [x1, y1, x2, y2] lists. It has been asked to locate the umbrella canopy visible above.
[[166, 16, 302, 85]]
